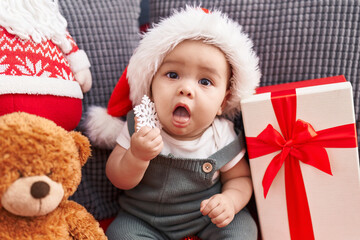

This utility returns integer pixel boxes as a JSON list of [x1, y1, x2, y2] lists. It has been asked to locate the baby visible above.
[[101, 6, 260, 240]]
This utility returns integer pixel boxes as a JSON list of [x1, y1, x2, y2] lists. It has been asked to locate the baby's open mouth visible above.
[[173, 106, 190, 123]]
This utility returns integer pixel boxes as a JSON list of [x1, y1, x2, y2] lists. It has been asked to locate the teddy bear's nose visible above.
[[30, 181, 50, 199]]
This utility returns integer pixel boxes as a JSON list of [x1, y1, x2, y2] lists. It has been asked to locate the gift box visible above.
[[241, 75, 360, 240]]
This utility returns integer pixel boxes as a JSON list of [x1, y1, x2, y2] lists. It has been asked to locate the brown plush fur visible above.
[[0, 112, 107, 239]]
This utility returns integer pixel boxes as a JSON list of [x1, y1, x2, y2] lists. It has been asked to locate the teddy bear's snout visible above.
[[30, 181, 50, 199], [1, 175, 64, 217]]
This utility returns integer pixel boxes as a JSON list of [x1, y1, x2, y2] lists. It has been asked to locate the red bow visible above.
[[246, 89, 357, 240]]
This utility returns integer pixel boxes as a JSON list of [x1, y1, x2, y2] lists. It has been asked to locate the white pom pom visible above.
[[82, 106, 125, 149]]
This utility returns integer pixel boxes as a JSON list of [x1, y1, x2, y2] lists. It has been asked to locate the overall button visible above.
[[202, 162, 213, 173]]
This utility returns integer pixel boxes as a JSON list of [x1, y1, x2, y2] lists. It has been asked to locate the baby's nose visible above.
[[179, 88, 192, 97], [178, 83, 194, 98]]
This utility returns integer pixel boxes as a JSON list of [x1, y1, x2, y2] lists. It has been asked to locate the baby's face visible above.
[[151, 40, 231, 140]]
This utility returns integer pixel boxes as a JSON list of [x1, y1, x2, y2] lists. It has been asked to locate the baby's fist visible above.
[[130, 126, 163, 161], [200, 194, 235, 228]]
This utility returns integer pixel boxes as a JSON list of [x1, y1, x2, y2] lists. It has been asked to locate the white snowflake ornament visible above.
[[133, 95, 162, 131]]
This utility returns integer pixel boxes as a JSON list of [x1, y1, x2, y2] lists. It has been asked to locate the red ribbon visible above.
[[246, 89, 357, 240]]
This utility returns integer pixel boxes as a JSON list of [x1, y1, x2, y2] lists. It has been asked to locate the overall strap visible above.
[[127, 110, 136, 136], [208, 133, 245, 171]]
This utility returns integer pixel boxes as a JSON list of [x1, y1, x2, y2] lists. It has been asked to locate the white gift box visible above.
[[241, 76, 360, 240]]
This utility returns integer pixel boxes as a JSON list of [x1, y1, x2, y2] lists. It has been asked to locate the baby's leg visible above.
[[106, 210, 167, 240], [197, 208, 258, 240]]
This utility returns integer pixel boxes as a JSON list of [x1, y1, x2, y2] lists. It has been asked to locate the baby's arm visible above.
[[106, 126, 163, 190], [200, 157, 253, 228]]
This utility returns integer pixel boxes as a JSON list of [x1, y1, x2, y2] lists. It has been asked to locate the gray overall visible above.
[[106, 111, 257, 240]]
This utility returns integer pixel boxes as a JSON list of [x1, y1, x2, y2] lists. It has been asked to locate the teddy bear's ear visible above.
[[69, 131, 91, 166]]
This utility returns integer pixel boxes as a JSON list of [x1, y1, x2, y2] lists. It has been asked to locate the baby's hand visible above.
[[200, 194, 235, 228], [130, 125, 163, 161]]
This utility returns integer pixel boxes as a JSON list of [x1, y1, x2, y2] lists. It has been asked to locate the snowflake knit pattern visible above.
[[0, 27, 77, 80], [133, 95, 162, 131]]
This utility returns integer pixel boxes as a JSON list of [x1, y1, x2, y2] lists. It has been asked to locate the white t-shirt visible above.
[[116, 117, 245, 178]]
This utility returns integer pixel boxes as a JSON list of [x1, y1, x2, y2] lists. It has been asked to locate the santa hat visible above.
[[85, 6, 261, 149]]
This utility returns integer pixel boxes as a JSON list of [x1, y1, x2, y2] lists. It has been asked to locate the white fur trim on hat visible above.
[[127, 6, 261, 119], [0, 75, 83, 99], [82, 106, 125, 149]]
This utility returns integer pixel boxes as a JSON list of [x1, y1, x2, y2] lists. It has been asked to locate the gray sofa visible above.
[[60, 0, 360, 226]]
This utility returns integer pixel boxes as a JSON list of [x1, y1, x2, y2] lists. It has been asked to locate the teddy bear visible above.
[[0, 112, 107, 240], [0, 0, 92, 131]]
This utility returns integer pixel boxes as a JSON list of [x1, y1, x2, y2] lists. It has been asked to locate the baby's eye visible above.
[[199, 78, 212, 86], [166, 72, 179, 79]]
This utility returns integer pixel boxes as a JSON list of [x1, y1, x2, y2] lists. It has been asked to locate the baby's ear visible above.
[[217, 90, 231, 116], [70, 131, 91, 166]]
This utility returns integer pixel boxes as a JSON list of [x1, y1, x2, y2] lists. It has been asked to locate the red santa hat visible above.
[[85, 6, 261, 148]]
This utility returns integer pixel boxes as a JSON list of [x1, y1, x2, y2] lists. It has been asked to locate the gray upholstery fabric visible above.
[[149, 0, 360, 147], [59, 0, 141, 220]]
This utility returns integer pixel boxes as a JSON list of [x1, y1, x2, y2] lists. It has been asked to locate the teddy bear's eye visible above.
[[18, 170, 23, 178]]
